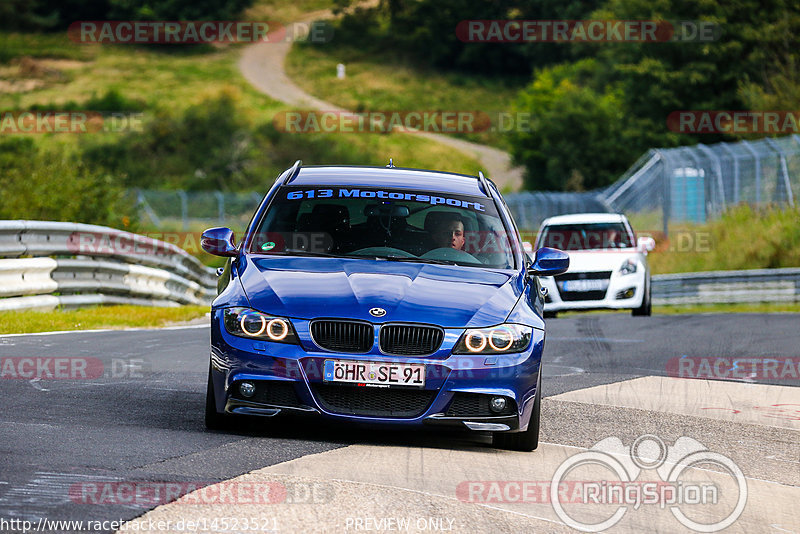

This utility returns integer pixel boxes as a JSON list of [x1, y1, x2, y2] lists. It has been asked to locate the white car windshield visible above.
[[540, 223, 633, 251]]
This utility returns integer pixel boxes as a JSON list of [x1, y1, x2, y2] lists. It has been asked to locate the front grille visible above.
[[446, 393, 516, 417], [555, 271, 612, 301], [560, 290, 607, 301], [379, 324, 444, 356], [231, 380, 304, 408], [311, 383, 435, 418], [311, 320, 373, 353]]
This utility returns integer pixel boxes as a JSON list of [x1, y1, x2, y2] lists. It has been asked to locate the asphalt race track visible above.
[[1, 314, 798, 533]]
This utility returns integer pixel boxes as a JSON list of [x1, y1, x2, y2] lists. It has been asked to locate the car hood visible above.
[[237, 256, 522, 327], [562, 250, 643, 273]]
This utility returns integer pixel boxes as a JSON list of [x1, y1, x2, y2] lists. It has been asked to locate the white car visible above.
[[534, 213, 655, 317]]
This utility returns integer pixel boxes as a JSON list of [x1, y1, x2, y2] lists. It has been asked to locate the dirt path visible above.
[[238, 11, 524, 191]]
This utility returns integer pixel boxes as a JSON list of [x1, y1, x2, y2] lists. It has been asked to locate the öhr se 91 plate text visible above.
[[324, 360, 425, 387]]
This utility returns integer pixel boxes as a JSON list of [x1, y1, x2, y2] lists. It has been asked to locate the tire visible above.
[[493, 368, 541, 452], [632, 278, 652, 316], [205, 364, 231, 430]]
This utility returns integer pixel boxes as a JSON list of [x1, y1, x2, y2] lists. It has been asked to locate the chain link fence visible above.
[[133, 135, 800, 235], [134, 189, 264, 232], [599, 135, 799, 235]]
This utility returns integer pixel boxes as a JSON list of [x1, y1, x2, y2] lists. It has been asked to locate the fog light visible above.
[[239, 381, 256, 398], [616, 287, 636, 300], [489, 396, 507, 413]]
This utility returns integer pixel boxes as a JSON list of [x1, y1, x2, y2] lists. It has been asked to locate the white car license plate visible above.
[[323, 360, 425, 387], [562, 279, 608, 292]]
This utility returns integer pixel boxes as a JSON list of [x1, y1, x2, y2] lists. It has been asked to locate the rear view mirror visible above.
[[528, 247, 569, 277]]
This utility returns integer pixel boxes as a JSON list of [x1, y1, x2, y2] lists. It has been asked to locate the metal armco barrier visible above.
[[0, 220, 217, 311], [652, 268, 800, 305]]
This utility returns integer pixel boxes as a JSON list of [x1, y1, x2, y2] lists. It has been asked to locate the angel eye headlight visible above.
[[465, 330, 487, 352], [223, 307, 298, 344], [267, 318, 289, 341], [454, 324, 532, 355]]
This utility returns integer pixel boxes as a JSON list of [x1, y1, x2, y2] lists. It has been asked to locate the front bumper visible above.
[[209, 310, 544, 433], [540, 270, 646, 312]]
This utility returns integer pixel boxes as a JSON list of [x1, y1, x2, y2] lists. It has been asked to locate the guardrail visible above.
[[652, 268, 800, 305], [0, 221, 217, 311], [3, 220, 795, 311]]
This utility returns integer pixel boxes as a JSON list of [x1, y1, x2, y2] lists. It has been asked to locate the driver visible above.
[[430, 215, 466, 250]]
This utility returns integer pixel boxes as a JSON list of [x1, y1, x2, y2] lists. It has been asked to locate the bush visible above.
[[648, 204, 800, 274], [81, 90, 259, 191], [0, 138, 134, 227], [1, 0, 256, 31]]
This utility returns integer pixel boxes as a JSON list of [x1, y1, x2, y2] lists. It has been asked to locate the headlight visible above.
[[222, 307, 299, 344], [619, 259, 637, 275], [453, 324, 532, 354]]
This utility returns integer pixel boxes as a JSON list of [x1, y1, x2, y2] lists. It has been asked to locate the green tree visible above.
[[509, 60, 643, 190]]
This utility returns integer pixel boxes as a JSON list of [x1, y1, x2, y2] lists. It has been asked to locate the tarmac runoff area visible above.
[[117, 377, 800, 533]]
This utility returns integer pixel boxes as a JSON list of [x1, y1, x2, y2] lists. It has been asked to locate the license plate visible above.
[[323, 360, 425, 387], [562, 279, 608, 292]]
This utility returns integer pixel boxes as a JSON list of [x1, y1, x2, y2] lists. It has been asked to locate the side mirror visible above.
[[637, 236, 656, 253], [527, 247, 569, 277], [201, 227, 237, 257]]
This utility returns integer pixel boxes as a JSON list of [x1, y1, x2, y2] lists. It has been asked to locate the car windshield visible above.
[[249, 185, 517, 268], [539, 222, 633, 251]]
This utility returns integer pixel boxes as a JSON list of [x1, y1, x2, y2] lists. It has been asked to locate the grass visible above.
[[243, 0, 334, 25], [0, 305, 209, 335], [654, 302, 800, 314], [0, 27, 481, 183], [286, 42, 525, 149], [646, 204, 800, 274], [557, 302, 800, 317]]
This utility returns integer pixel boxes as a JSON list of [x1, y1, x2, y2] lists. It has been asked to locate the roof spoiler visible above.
[[279, 159, 303, 185], [478, 171, 492, 197]]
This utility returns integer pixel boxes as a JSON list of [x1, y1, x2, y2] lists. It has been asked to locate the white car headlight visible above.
[[619, 259, 637, 276]]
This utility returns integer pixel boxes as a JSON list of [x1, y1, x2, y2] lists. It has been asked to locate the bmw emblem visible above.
[[369, 307, 387, 317]]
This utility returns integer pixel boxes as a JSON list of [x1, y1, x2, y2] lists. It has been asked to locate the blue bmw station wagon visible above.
[[201, 161, 568, 451]]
